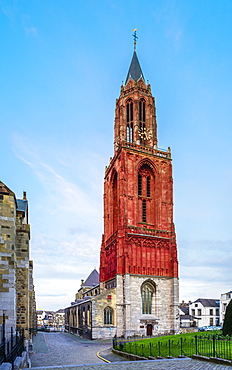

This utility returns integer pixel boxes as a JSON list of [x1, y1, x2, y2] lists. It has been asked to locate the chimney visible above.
[[23, 191, 27, 200]]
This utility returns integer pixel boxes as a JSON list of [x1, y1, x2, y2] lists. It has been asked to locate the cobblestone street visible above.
[[30, 332, 110, 367], [30, 332, 231, 370]]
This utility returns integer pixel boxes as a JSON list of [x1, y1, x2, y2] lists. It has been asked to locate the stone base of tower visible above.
[[116, 274, 179, 337]]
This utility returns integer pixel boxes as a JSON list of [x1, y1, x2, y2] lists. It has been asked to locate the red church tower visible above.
[[100, 42, 179, 336]]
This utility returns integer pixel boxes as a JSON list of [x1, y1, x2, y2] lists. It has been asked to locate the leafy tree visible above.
[[222, 299, 232, 336]]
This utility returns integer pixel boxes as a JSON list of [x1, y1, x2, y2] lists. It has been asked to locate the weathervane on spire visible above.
[[132, 29, 138, 51]]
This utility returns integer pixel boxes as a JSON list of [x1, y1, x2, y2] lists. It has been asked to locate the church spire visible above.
[[125, 30, 145, 84], [125, 51, 145, 84]]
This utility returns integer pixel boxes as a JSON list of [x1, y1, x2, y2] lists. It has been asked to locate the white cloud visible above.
[[179, 239, 232, 302], [12, 133, 102, 310]]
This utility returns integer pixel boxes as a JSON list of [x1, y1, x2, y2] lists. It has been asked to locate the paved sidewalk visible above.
[[30, 358, 232, 370]]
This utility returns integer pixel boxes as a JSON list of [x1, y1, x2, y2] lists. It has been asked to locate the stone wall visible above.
[[0, 182, 36, 341], [116, 274, 179, 337], [0, 186, 17, 338], [16, 213, 30, 338], [92, 287, 116, 339], [29, 261, 37, 333]]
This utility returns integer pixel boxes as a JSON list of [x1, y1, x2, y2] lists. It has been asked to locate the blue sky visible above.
[[1, 0, 232, 311]]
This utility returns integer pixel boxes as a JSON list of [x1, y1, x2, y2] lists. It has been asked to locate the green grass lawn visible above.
[[114, 331, 232, 360]]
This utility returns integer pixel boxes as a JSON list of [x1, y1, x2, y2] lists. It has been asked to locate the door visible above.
[[146, 324, 153, 336]]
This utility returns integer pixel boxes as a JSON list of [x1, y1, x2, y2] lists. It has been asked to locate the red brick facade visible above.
[[100, 53, 178, 284]]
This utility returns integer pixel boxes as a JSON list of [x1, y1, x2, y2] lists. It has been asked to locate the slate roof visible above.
[[55, 309, 65, 313], [194, 298, 219, 307], [125, 51, 145, 84], [16, 199, 28, 213], [180, 306, 189, 315], [83, 269, 99, 287]]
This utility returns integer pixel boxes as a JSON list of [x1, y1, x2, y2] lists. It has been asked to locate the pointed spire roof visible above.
[[125, 51, 145, 84], [83, 268, 99, 287]]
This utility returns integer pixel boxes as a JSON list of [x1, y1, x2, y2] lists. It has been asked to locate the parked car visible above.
[[198, 326, 222, 332]]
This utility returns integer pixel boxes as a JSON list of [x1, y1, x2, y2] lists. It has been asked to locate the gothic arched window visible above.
[[138, 164, 154, 224], [141, 282, 155, 314], [104, 307, 113, 325], [126, 99, 133, 143]]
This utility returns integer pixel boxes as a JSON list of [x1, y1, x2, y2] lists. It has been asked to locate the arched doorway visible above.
[[146, 323, 153, 336]]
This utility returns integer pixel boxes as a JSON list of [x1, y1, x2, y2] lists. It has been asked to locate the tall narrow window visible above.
[[138, 174, 142, 196], [126, 99, 133, 143], [87, 305, 90, 325], [147, 176, 151, 197], [138, 164, 154, 224], [139, 99, 146, 144], [142, 199, 147, 222], [113, 173, 118, 233], [139, 99, 146, 122], [127, 125, 133, 143], [104, 307, 113, 325], [141, 283, 154, 314]]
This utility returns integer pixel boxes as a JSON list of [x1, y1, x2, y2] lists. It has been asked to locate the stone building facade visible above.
[[65, 47, 179, 339], [220, 291, 232, 325], [189, 298, 220, 328], [0, 181, 36, 341]]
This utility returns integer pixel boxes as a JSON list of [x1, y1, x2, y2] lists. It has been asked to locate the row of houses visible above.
[[179, 291, 232, 330], [37, 309, 65, 331]]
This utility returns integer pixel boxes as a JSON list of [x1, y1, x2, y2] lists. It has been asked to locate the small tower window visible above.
[[126, 99, 133, 143], [139, 99, 146, 122], [142, 199, 147, 222], [127, 124, 133, 143], [139, 99, 146, 144], [127, 99, 133, 122]]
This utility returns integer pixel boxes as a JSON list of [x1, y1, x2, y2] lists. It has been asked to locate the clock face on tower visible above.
[[138, 127, 152, 141]]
